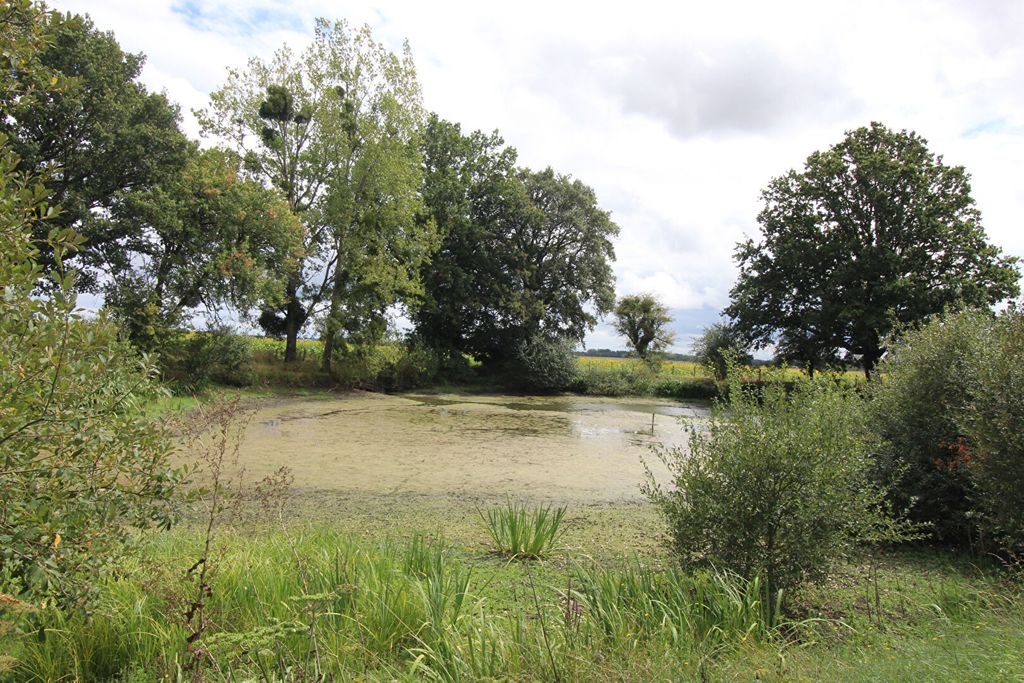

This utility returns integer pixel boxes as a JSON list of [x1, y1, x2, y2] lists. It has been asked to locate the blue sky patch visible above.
[[962, 118, 1024, 138], [170, 1, 304, 37]]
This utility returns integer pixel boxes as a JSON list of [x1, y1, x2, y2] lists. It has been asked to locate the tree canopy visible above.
[[415, 117, 617, 361], [690, 322, 752, 381], [726, 122, 1020, 376], [1, 9, 190, 289], [104, 148, 304, 351], [612, 293, 676, 363], [198, 19, 434, 366]]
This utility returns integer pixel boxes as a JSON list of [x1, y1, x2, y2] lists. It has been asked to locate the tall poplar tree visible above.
[[198, 19, 433, 366]]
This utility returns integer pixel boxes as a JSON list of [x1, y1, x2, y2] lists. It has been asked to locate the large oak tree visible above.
[[727, 122, 1020, 376], [2, 10, 190, 289], [416, 117, 618, 361]]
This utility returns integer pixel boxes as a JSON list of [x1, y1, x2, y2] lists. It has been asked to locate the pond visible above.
[[230, 392, 708, 503]]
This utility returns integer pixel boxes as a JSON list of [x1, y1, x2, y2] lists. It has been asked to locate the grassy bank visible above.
[[4, 498, 1021, 681], [168, 333, 724, 399], [189, 334, 860, 401]]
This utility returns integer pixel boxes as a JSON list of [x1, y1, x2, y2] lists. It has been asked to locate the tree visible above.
[[414, 116, 519, 357], [612, 293, 676, 363], [198, 19, 433, 367], [690, 322, 751, 381], [103, 147, 303, 352], [415, 117, 618, 361], [2, 9, 190, 289], [726, 122, 1020, 377]]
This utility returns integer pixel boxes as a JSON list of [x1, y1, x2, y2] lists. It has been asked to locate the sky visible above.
[[51, 0, 1024, 353]]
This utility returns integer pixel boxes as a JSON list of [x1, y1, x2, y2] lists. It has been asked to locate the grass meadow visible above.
[[5, 497, 1021, 681]]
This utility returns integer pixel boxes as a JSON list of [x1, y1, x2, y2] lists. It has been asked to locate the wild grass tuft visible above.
[[571, 561, 780, 649], [478, 501, 567, 560]]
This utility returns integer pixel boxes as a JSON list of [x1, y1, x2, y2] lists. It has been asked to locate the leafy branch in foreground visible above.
[[0, 142, 183, 606]]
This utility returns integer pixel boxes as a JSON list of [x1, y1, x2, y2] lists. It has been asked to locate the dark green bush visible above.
[[163, 327, 255, 393], [870, 310, 988, 546], [378, 341, 443, 391], [652, 377, 720, 401], [963, 305, 1024, 552], [507, 334, 579, 393]]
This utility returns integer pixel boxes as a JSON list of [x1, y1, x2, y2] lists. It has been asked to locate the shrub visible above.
[[0, 144, 181, 606], [964, 304, 1024, 552], [652, 377, 720, 401], [869, 310, 989, 545], [644, 369, 901, 618], [573, 359, 654, 396], [377, 341, 443, 391], [162, 327, 255, 393], [507, 334, 579, 393]]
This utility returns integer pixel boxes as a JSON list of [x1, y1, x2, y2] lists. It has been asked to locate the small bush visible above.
[[163, 327, 255, 393], [652, 377, 720, 401], [507, 334, 579, 393], [645, 369, 903, 618], [377, 341, 443, 391], [479, 501, 566, 559], [573, 359, 654, 396]]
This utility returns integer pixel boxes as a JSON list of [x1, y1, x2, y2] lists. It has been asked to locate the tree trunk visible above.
[[320, 262, 346, 374], [862, 350, 880, 379], [283, 280, 302, 363]]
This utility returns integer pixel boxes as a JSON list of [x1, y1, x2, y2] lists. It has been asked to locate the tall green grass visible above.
[[2, 527, 806, 681], [478, 501, 567, 559]]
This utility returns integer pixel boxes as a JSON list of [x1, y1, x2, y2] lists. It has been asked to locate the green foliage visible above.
[[573, 359, 656, 396], [645, 369, 903, 617], [162, 329, 256, 394], [478, 501, 567, 559], [508, 333, 580, 393], [727, 122, 1020, 376], [0, 143, 181, 605], [871, 305, 1024, 552], [690, 322, 751, 381], [572, 562, 779, 648], [1, 8, 190, 290], [376, 340, 444, 391], [869, 310, 989, 545], [416, 117, 618, 362], [612, 293, 676, 363], [200, 19, 434, 366], [959, 306, 1024, 552], [104, 147, 304, 352], [3, 522, 1023, 681]]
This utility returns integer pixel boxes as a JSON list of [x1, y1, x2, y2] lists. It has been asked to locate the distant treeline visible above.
[[578, 348, 775, 366]]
